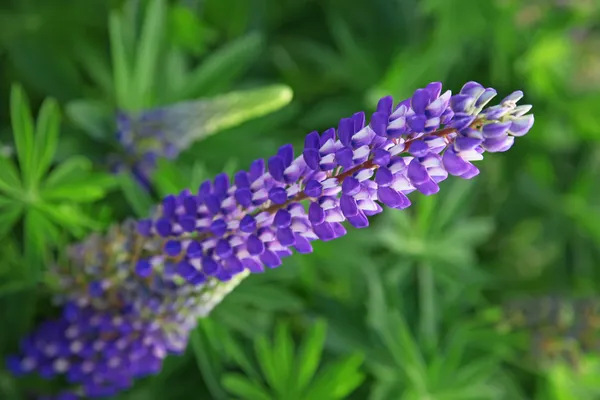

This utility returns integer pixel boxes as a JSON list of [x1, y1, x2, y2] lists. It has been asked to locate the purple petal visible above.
[[304, 179, 323, 198], [303, 148, 321, 170], [135, 259, 152, 278], [187, 241, 203, 258], [376, 96, 393, 115], [347, 210, 369, 228], [377, 186, 410, 209], [342, 177, 361, 196], [260, 250, 282, 268], [370, 111, 389, 137], [274, 209, 292, 228], [247, 235, 265, 255], [353, 111, 365, 132], [450, 94, 475, 113], [475, 88, 497, 109], [460, 163, 480, 179], [454, 137, 483, 152], [304, 131, 320, 149], [277, 144, 294, 167], [242, 258, 264, 273], [235, 188, 253, 207], [240, 214, 256, 233], [308, 202, 325, 225], [426, 82, 443, 101], [224, 256, 244, 274], [209, 219, 227, 237], [411, 88, 430, 114], [268, 187, 288, 204], [293, 234, 313, 254], [415, 179, 439, 195], [335, 147, 354, 169], [215, 239, 233, 258], [162, 195, 176, 217], [204, 194, 221, 215], [202, 256, 219, 275], [409, 140, 429, 157], [459, 81, 485, 97], [183, 196, 198, 215], [155, 218, 172, 237], [482, 121, 511, 139], [407, 115, 426, 133], [509, 115, 534, 137], [407, 159, 429, 185], [482, 136, 515, 152], [277, 227, 296, 246], [177, 261, 197, 279], [448, 114, 476, 131], [214, 173, 230, 197], [331, 222, 347, 239], [442, 150, 470, 176], [321, 127, 336, 143], [313, 222, 335, 241], [375, 167, 394, 187], [337, 117, 354, 147], [340, 195, 359, 217], [371, 148, 391, 166], [164, 240, 182, 257], [268, 155, 286, 182], [249, 159, 265, 181]]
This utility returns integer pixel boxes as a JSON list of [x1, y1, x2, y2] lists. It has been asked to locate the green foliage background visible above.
[[1, 0, 600, 398]]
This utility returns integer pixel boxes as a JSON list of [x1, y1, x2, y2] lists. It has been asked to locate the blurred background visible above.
[[1, 0, 600, 398]]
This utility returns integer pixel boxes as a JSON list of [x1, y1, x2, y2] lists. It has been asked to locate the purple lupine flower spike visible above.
[[7, 82, 533, 399], [134, 81, 533, 280]]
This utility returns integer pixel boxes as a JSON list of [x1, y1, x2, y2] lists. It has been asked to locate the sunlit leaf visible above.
[[32, 97, 60, 183], [9, 84, 35, 189], [132, 0, 166, 110], [221, 374, 272, 400]]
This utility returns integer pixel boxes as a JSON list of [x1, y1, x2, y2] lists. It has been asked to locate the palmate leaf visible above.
[[0, 154, 22, 197], [132, 0, 166, 110], [9, 84, 36, 189], [221, 320, 364, 400], [169, 31, 264, 100], [0, 201, 22, 242], [364, 266, 508, 399]]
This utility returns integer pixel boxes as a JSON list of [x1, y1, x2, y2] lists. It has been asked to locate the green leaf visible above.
[[222, 374, 272, 400], [23, 208, 58, 277], [39, 203, 101, 236], [109, 10, 133, 109], [0, 203, 22, 241], [254, 335, 279, 394], [294, 319, 327, 393], [154, 158, 188, 198], [221, 333, 261, 381], [271, 323, 294, 396], [9, 84, 35, 189], [117, 173, 154, 218], [32, 97, 60, 183], [172, 32, 264, 100], [44, 156, 93, 189], [190, 327, 228, 400], [132, 0, 166, 110], [302, 354, 365, 400], [0, 155, 22, 197], [65, 99, 113, 142], [41, 173, 116, 203]]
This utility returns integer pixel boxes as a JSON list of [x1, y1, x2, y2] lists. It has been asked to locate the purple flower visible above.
[[134, 81, 533, 282], [7, 81, 533, 398]]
